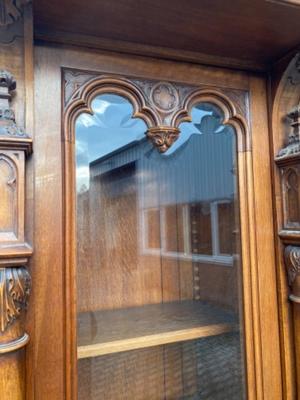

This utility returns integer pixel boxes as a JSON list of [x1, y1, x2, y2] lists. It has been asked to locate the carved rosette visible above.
[[0, 267, 31, 333]]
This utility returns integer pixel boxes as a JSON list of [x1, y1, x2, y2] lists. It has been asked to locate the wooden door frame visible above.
[[31, 43, 282, 400]]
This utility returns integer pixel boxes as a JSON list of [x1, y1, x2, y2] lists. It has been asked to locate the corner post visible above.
[[0, 69, 32, 398]]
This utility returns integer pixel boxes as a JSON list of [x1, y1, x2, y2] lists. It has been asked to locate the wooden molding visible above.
[[0, 332, 29, 354], [35, 29, 267, 72]]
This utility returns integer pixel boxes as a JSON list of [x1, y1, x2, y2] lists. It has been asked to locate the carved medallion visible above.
[[0, 267, 31, 332], [150, 82, 179, 113]]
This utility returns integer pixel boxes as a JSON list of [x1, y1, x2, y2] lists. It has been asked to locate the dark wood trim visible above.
[[34, 29, 268, 73]]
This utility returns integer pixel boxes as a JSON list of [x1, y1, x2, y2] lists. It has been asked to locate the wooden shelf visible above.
[[77, 301, 238, 359]]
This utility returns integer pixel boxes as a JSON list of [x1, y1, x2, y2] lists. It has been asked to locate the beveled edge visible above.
[[0, 333, 30, 355]]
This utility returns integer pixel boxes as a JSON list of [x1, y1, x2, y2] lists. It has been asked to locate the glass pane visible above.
[[75, 95, 246, 399]]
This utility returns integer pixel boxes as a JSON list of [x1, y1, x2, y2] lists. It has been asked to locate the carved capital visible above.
[[146, 127, 180, 153], [0, 267, 31, 333], [284, 246, 300, 302]]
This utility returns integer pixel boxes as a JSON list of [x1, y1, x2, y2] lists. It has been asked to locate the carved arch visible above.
[[64, 75, 249, 153], [172, 89, 249, 152], [0, 153, 18, 236], [64, 76, 157, 143]]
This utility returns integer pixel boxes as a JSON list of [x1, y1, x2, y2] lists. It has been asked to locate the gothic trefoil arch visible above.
[[63, 70, 249, 153]]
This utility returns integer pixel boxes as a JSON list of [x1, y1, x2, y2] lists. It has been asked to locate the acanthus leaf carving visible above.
[[146, 127, 180, 153], [285, 245, 300, 286], [0, 267, 31, 333]]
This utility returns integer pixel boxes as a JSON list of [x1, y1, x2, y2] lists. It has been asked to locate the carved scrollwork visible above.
[[0, 0, 30, 27], [0, 267, 31, 332]]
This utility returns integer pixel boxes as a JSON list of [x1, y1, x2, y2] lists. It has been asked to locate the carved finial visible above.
[[284, 245, 300, 303], [146, 127, 180, 153], [276, 104, 300, 159], [0, 69, 27, 137]]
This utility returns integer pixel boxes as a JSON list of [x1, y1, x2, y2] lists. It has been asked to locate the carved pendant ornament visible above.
[[0, 267, 31, 332], [64, 70, 248, 153]]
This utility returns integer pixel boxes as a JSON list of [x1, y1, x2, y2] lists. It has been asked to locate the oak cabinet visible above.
[[28, 43, 283, 399]]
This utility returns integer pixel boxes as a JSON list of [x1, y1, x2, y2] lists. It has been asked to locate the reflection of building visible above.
[[77, 131, 240, 313]]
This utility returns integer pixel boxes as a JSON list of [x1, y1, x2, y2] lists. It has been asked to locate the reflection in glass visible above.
[[76, 95, 245, 399]]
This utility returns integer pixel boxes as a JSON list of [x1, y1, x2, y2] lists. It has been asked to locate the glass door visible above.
[[74, 92, 246, 399]]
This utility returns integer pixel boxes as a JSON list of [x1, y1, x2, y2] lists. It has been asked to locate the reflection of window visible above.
[[164, 204, 185, 253], [218, 202, 235, 255], [142, 200, 235, 265], [144, 208, 161, 250], [190, 202, 212, 256]]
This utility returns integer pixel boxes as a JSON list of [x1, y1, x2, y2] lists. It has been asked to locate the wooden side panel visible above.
[[33, 47, 65, 399], [249, 75, 282, 399]]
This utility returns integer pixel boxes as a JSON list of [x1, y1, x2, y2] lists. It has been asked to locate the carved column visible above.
[[0, 71, 32, 399], [276, 101, 300, 395]]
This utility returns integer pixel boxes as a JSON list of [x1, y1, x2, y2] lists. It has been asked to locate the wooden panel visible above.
[[77, 301, 237, 358], [249, 75, 282, 399], [33, 46, 65, 400], [0, 153, 18, 237]]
